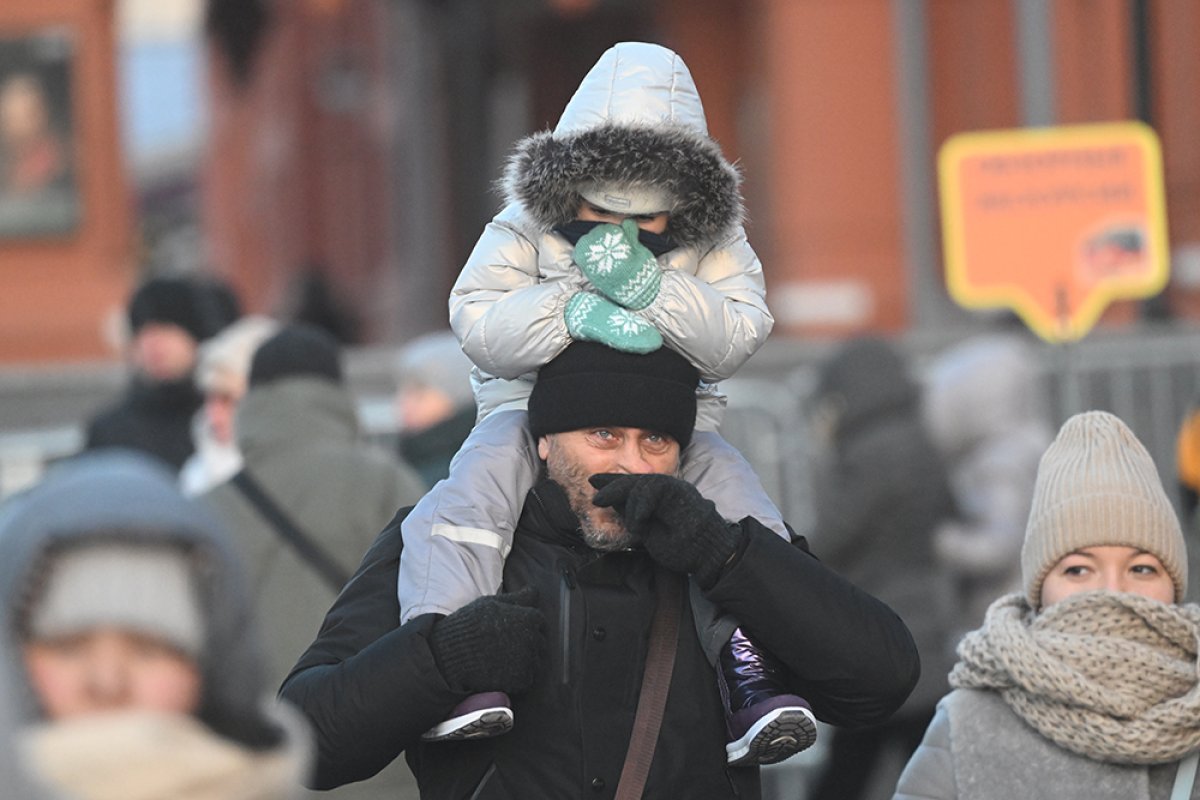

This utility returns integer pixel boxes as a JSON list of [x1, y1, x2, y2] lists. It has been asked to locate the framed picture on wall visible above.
[[0, 26, 79, 238]]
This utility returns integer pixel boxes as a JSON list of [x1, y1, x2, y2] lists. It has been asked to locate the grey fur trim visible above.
[[501, 124, 744, 249]]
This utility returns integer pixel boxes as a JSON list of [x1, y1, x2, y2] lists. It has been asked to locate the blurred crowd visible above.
[[0, 265, 1196, 800], [3, 37, 1200, 800]]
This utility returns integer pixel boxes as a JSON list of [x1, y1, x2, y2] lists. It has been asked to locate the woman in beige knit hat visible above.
[[893, 410, 1200, 800]]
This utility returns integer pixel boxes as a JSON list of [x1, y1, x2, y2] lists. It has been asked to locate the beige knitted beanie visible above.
[[1021, 410, 1187, 607]]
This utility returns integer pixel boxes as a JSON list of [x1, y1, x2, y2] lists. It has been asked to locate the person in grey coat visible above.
[[922, 331, 1053, 646], [202, 324, 426, 800], [805, 337, 960, 800], [893, 411, 1200, 800], [203, 324, 426, 685]]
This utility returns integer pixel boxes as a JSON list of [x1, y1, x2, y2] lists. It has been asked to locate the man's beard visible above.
[[543, 442, 635, 552]]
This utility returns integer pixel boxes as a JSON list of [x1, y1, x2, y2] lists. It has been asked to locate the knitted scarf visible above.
[[951, 590, 1200, 765], [24, 709, 309, 800]]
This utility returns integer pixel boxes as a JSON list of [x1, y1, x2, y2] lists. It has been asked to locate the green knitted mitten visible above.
[[573, 219, 662, 310], [565, 292, 662, 354]]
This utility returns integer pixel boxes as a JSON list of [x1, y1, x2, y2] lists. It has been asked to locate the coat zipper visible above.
[[559, 563, 576, 685]]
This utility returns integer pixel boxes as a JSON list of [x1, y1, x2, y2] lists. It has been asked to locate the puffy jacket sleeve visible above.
[[450, 207, 773, 384], [278, 510, 460, 789], [704, 519, 921, 728], [449, 206, 579, 380], [642, 227, 773, 382], [892, 699, 958, 800]]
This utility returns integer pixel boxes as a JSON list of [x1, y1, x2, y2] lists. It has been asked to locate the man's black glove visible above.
[[590, 474, 741, 589], [429, 587, 547, 695]]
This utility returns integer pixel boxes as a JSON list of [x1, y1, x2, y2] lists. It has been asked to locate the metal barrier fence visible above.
[[2, 327, 1199, 515], [718, 327, 1200, 534]]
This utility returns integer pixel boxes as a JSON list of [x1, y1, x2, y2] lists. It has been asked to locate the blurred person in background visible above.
[[1174, 400, 1200, 603], [85, 274, 241, 473], [1177, 402, 1200, 521], [806, 337, 959, 800], [0, 449, 309, 799], [922, 331, 1053, 645], [391, 330, 476, 488], [894, 410, 1200, 800], [286, 264, 361, 345], [0, 72, 69, 196], [180, 315, 280, 497], [202, 323, 425, 799]]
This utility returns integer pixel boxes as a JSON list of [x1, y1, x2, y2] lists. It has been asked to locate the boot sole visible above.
[[421, 707, 514, 742], [726, 706, 818, 766]]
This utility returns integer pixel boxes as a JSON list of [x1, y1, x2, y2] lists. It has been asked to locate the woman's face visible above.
[[1040, 545, 1175, 608]]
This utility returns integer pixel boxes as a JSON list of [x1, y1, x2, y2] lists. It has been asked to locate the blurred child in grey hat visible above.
[[894, 410, 1200, 800], [0, 449, 309, 800]]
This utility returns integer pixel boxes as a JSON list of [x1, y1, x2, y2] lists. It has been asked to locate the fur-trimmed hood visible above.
[[501, 42, 744, 250]]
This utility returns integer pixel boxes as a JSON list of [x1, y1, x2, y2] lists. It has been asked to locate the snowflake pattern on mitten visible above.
[[573, 219, 662, 310], [565, 292, 662, 354]]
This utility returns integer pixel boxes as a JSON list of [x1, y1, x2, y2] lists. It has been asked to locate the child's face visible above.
[[1040, 545, 1175, 608], [577, 201, 670, 234], [23, 627, 202, 720]]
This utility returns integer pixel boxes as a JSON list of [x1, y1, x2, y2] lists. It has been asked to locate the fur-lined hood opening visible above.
[[501, 42, 744, 249]]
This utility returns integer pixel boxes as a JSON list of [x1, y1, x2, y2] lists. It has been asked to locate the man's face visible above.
[[538, 426, 681, 550], [23, 627, 202, 720], [131, 323, 198, 383]]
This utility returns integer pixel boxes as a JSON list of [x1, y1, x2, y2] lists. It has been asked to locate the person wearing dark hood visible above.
[[85, 274, 241, 473], [0, 449, 309, 799], [280, 340, 920, 799], [805, 337, 960, 800], [396, 41, 812, 766]]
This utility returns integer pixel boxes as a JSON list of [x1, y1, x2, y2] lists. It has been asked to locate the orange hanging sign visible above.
[[938, 122, 1169, 342]]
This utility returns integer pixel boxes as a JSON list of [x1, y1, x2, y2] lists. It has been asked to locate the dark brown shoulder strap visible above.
[[614, 567, 684, 800]]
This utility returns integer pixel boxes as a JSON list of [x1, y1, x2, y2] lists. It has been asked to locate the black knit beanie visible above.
[[127, 276, 242, 343], [129, 277, 206, 342], [528, 342, 699, 448], [248, 323, 344, 387]]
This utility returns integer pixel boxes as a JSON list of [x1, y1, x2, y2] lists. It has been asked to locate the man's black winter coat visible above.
[[280, 480, 920, 799]]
